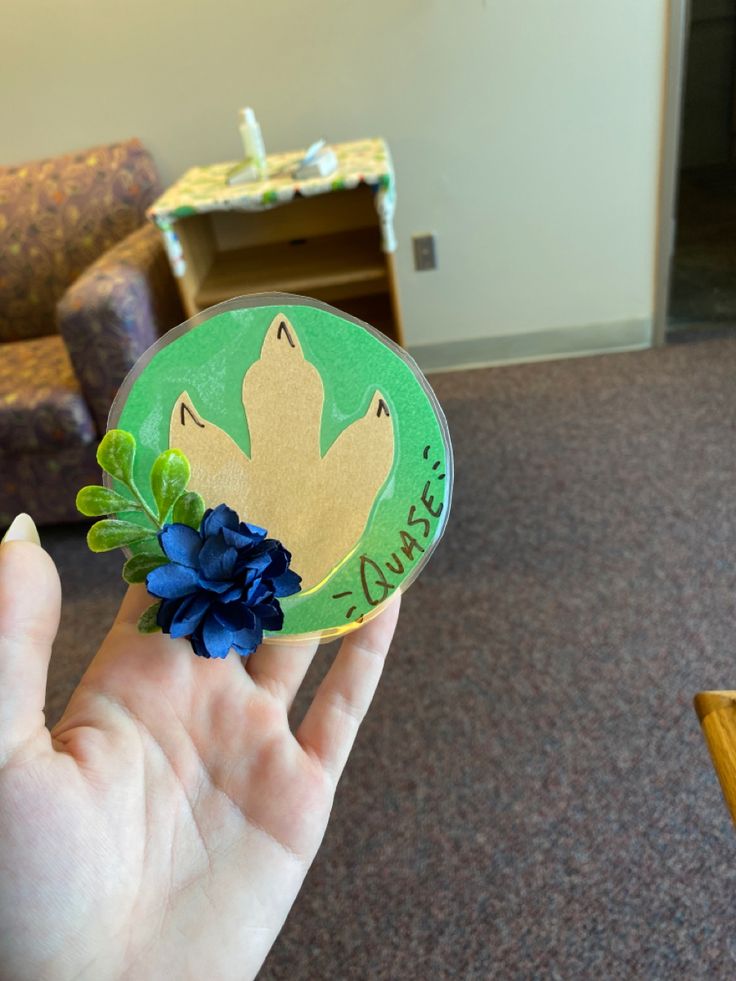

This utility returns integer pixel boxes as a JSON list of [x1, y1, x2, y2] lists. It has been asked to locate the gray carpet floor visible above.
[[42, 336, 736, 979]]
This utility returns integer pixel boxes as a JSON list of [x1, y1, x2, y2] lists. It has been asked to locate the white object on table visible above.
[[294, 142, 338, 180]]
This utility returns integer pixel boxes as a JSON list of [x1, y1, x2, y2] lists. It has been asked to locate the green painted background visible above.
[[116, 302, 450, 637]]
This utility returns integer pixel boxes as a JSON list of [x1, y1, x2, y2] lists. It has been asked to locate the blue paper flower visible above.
[[145, 503, 301, 659]]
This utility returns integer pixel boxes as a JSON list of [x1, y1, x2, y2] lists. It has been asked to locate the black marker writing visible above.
[[180, 402, 205, 428], [277, 321, 295, 348], [359, 555, 396, 607], [421, 480, 443, 518], [407, 504, 431, 539]]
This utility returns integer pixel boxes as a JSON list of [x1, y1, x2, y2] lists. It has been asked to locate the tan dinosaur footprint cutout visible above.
[[169, 313, 395, 591]]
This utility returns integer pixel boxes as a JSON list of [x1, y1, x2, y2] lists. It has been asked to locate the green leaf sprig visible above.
[[76, 430, 205, 586]]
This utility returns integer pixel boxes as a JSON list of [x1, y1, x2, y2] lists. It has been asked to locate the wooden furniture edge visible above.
[[694, 690, 736, 824]]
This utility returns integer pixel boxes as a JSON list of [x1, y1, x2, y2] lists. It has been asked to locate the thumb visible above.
[[0, 514, 61, 764]]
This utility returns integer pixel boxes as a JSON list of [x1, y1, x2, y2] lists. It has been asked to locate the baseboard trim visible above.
[[408, 318, 653, 373]]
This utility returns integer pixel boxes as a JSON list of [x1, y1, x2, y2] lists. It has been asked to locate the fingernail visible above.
[[1, 513, 41, 546]]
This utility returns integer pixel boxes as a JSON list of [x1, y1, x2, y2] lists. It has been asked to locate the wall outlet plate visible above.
[[413, 233, 437, 271]]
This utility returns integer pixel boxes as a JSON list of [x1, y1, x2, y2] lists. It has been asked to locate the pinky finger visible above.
[[296, 595, 400, 783]]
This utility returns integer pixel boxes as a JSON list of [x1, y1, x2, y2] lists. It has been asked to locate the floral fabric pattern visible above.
[[0, 442, 100, 529], [0, 335, 96, 454], [58, 223, 183, 433], [0, 138, 183, 528], [0, 138, 161, 342]]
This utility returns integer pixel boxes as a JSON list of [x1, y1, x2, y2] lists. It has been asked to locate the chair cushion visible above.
[[0, 441, 100, 528], [0, 335, 96, 453], [0, 138, 161, 342], [57, 222, 183, 433]]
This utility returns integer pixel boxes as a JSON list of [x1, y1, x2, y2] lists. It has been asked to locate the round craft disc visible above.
[[110, 294, 453, 642]]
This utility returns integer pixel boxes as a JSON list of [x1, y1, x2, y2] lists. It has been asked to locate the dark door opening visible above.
[[667, 0, 736, 340]]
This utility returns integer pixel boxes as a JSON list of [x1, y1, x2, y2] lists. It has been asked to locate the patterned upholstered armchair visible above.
[[0, 139, 183, 528]]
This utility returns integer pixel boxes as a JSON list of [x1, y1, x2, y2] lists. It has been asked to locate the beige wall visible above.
[[2, 0, 667, 363]]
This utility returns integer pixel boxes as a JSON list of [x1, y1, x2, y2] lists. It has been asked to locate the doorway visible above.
[[663, 0, 736, 341]]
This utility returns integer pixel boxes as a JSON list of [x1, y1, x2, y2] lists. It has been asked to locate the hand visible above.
[[0, 515, 400, 980]]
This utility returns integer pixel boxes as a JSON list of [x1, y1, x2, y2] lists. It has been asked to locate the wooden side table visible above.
[[148, 137, 405, 346]]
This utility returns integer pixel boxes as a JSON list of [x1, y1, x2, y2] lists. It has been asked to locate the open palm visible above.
[[0, 526, 399, 980]]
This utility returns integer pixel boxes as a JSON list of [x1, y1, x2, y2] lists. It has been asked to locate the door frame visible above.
[[652, 0, 691, 346]]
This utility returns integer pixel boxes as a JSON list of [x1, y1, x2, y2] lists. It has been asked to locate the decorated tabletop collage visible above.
[[77, 294, 453, 659]]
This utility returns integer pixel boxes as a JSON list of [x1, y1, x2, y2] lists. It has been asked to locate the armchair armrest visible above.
[[57, 223, 183, 433]]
